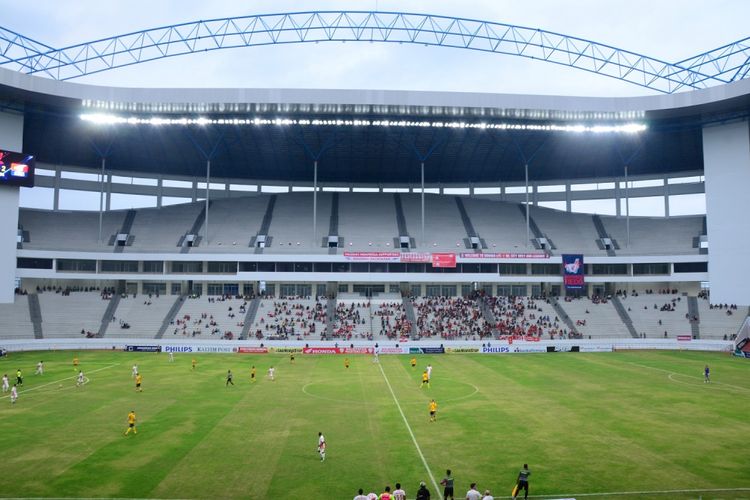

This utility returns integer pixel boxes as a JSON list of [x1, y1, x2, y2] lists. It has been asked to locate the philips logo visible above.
[[482, 346, 510, 353], [164, 346, 193, 353]]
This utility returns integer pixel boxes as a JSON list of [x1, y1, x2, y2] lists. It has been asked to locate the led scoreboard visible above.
[[0, 149, 34, 187]]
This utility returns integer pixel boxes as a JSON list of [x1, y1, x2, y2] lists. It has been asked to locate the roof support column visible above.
[[204, 159, 210, 246], [525, 163, 530, 249], [421, 161, 425, 247], [98, 157, 106, 244], [664, 175, 670, 218], [624, 165, 630, 248], [53, 166, 60, 211], [313, 160, 318, 248]]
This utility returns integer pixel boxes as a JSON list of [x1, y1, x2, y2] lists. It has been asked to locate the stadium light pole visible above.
[[98, 157, 106, 244]]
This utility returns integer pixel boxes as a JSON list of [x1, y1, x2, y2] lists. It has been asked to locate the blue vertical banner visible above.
[[562, 254, 585, 291]]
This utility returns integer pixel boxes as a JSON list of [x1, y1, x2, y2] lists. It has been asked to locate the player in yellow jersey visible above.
[[344, 358, 350, 369], [73, 356, 79, 371], [250, 366, 257, 382], [429, 399, 438, 422], [135, 373, 143, 392], [125, 410, 137, 435], [420, 370, 430, 388], [191, 358, 197, 370], [290, 352, 295, 364], [410, 357, 417, 369]]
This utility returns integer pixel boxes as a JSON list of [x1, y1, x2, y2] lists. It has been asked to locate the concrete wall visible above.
[[0, 111, 24, 303], [703, 120, 750, 305]]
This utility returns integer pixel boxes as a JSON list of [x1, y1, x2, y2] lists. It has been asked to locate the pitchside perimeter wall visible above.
[[0, 338, 733, 354]]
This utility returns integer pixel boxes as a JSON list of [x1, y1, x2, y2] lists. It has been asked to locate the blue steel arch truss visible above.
[[0, 11, 749, 93]]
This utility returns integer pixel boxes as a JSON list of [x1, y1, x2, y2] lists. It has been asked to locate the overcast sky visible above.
[[4, 0, 749, 97]]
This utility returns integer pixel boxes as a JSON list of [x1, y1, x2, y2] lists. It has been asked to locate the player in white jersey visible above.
[[393, 483, 406, 500], [76, 370, 85, 387], [1, 374, 9, 392], [132, 364, 139, 378], [317, 432, 326, 461], [426, 364, 433, 380], [10, 384, 18, 404], [267, 366, 275, 381], [35, 361, 44, 375], [373, 347, 380, 363], [168, 351, 174, 362]]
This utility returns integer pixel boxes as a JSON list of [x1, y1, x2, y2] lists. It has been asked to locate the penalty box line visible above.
[[377, 362, 442, 500]]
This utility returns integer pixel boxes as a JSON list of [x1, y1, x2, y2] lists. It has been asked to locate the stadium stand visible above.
[[331, 296, 372, 339], [371, 296, 413, 339], [169, 295, 246, 339], [37, 291, 110, 338], [462, 198, 529, 250], [19, 209, 127, 251], [108, 295, 178, 338], [205, 195, 277, 250], [338, 192, 400, 250], [616, 290, 692, 338], [250, 297, 328, 340], [485, 295, 567, 338], [558, 296, 633, 338], [695, 295, 746, 339], [126, 203, 203, 251], [413, 296, 490, 339], [267, 192, 332, 252], [529, 206, 603, 254], [0, 295, 35, 339], [603, 216, 703, 255], [401, 194, 467, 249]]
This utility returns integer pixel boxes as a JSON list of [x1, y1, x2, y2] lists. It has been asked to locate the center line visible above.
[[377, 362, 442, 500]]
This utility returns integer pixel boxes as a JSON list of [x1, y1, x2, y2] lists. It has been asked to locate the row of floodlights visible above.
[[80, 113, 647, 133]]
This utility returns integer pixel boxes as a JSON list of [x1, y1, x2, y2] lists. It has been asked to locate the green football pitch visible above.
[[0, 349, 748, 500]]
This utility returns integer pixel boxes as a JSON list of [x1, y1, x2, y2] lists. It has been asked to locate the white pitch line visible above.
[[377, 362, 442, 500], [529, 486, 750, 498], [626, 361, 750, 393], [0, 364, 118, 400]]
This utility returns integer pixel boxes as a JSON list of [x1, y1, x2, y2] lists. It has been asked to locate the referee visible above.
[[512, 464, 531, 500]]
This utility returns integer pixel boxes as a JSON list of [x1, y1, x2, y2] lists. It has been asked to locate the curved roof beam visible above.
[[0, 11, 748, 93]]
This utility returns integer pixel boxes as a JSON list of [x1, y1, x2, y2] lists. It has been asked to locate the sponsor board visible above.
[[269, 347, 304, 353], [677, 335, 693, 341], [580, 345, 614, 353], [562, 254, 584, 291], [482, 346, 512, 354], [125, 345, 161, 353], [431, 253, 457, 268], [303, 347, 375, 355], [378, 347, 407, 354], [409, 347, 445, 354], [445, 347, 480, 353], [458, 252, 549, 259], [343, 251, 400, 262], [512, 346, 549, 353], [237, 347, 269, 354], [162, 345, 237, 354]]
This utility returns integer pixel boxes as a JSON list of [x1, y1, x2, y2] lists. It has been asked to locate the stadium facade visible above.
[[1, 62, 749, 307]]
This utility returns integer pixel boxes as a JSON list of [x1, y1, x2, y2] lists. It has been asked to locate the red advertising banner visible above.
[[303, 347, 375, 355], [459, 252, 549, 259], [676, 335, 692, 341], [236, 347, 269, 354], [431, 253, 457, 268]]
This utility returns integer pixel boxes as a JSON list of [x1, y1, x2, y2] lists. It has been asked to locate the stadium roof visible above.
[[3, 68, 750, 184]]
